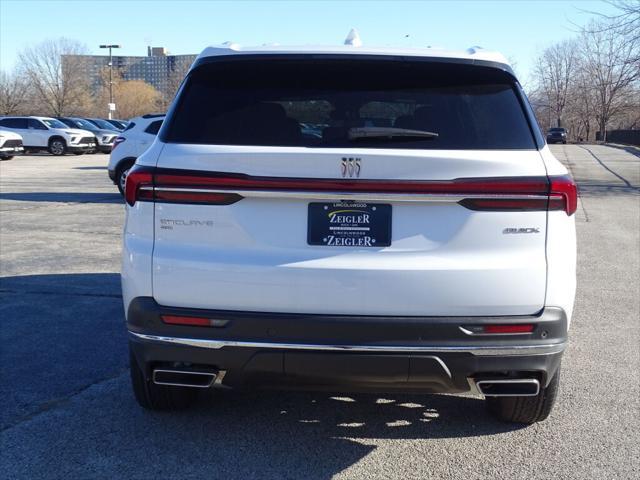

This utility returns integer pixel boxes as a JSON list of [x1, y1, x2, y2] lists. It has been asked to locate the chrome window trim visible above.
[[129, 331, 565, 356]]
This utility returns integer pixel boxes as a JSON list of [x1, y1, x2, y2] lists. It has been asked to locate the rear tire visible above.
[[116, 160, 135, 195], [129, 346, 198, 410], [486, 367, 561, 424], [0, 155, 13, 161]]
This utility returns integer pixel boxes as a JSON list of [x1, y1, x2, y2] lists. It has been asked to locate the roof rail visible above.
[[466, 46, 484, 55], [141, 113, 166, 119], [344, 28, 362, 47]]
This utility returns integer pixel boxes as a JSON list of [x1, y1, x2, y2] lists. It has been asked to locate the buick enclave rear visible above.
[[122, 45, 576, 423]]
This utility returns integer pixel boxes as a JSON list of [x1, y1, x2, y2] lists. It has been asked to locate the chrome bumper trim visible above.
[[129, 331, 566, 356]]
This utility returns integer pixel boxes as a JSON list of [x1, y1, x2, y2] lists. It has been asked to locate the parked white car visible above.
[[0, 128, 24, 160], [57, 117, 118, 153], [0, 116, 96, 155], [123, 43, 576, 424], [107, 114, 164, 194]]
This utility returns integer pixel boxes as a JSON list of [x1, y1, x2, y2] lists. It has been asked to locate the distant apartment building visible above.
[[63, 47, 197, 95]]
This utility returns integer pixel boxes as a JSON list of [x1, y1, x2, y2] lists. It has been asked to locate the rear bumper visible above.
[[128, 297, 567, 393]]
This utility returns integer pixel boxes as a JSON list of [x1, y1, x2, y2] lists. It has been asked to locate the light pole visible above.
[[99, 44, 121, 119]]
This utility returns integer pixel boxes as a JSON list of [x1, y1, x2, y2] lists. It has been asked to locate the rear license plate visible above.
[[307, 202, 391, 247]]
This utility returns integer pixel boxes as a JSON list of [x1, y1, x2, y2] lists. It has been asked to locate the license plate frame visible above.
[[307, 201, 392, 247]]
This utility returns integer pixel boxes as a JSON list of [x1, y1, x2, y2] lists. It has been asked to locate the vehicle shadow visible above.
[[195, 387, 522, 440], [575, 145, 639, 192], [604, 143, 640, 158], [1, 273, 525, 479], [0, 191, 122, 204], [577, 182, 640, 197], [105, 388, 523, 479], [74, 166, 109, 170]]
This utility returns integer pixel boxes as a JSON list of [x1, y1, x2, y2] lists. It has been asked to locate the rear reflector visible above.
[[161, 315, 228, 327], [161, 315, 211, 326], [483, 324, 535, 334]]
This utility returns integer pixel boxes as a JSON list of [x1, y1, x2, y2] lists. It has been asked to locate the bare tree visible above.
[[578, 19, 639, 141], [533, 40, 577, 128], [599, 1, 640, 46], [18, 38, 92, 116], [0, 70, 31, 115]]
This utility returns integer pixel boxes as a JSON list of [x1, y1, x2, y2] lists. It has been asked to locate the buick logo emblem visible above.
[[341, 157, 361, 178]]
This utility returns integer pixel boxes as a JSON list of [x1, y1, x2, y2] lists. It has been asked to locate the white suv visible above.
[[123, 44, 577, 424], [108, 114, 164, 194], [0, 128, 24, 160], [0, 116, 96, 155]]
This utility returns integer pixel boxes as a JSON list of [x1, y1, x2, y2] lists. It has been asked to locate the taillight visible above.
[[459, 198, 550, 212], [124, 166, 243, 207], [154, 190, 243, 205], [549, 174, 578, 216], [124, 167, 578, 215], [124, 165, 153, 206], [111, 136, 125, 151]]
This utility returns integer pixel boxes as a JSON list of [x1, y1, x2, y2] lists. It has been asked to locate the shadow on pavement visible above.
[[0, 273, 125, 429], [95, 388, 522, 478], [605, 143, 640, 158], [576, 145, 639, 191], [74, 166, 109, 170], [0, 192, 122, 204], [1, 273, 525, 478], [578, 182, 640, 196]]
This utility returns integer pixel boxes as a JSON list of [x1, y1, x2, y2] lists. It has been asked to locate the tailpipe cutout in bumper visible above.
[[152, 369, 224, 388], [475, 378, 540, 397]]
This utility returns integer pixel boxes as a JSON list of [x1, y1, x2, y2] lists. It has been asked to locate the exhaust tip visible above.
[[153, 369, 217, 388], [475, 378, 540, 397]]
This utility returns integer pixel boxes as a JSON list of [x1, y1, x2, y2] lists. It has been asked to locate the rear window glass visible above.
[[0, 118, 27, 129], [165, 58, 536, 150], [144, 120, 163, 135]]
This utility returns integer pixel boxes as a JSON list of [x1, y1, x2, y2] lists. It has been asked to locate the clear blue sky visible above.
[[0, 0, 618, 86]]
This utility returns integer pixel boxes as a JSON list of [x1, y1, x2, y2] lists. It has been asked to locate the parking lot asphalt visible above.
[[1, 145, 638, 479]]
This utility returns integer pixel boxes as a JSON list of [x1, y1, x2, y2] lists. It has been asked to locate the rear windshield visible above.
[[164, 58, 536, 150]]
